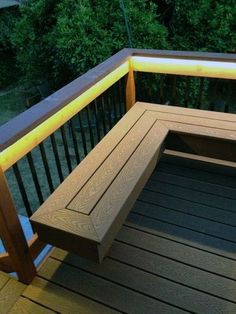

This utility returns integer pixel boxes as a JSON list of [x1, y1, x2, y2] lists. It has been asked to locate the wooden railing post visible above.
[[126, 59, 136, 111], [0, 165, 36, 284]]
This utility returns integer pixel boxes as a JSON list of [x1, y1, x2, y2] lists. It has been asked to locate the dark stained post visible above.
[[126, 60, 136, 111], [0, 165, 36, 284]]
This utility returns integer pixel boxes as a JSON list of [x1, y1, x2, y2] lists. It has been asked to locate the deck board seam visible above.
[[20, 295, 59, 313], [65, 109, 148, 210], [145, 107, 236, 124], [131, 211, 236, 244], [36, 274, 125, 313], [124, 221, 236, 261], [137, 197, 236, 228], [107, 255, 236, 304], [149, 176, 236, 200], [68, 113, 158, 216], [143, 187, 236, 215], [153, 169, 236, 197], [161, 161, 236, 182], [48, 257, 195, 314], [114, 239, 236, 282], [0, 277, 10, 292]]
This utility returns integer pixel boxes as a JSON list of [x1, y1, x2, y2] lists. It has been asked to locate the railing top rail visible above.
[[0, 49, 131, 152], [0, 48, 235, 153], [131, 49, 236, 62]]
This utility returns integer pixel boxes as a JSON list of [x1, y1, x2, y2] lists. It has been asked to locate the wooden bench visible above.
[[30, 105, 168, 262], [31, 102, 236, 262]]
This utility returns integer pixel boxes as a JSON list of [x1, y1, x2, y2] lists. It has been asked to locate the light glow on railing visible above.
[[132, 56, 236, 79], [1, 54, 236, 171], [0, 61, 129, 171]]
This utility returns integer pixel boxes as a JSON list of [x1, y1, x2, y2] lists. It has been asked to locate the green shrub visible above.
[[11, 0, 168, 87], [0, 8, 19, 88], [169, 0, 236, 52]]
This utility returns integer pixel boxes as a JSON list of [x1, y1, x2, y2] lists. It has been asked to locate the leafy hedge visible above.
[[170, 0, 236, 52], [11, 0, 167, 87], [0, 8, 19, 88], [1, 0, 235, 89]]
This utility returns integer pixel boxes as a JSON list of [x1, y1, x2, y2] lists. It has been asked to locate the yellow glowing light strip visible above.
[[132, 56, 236, 80], [0, 61, 129, 171]]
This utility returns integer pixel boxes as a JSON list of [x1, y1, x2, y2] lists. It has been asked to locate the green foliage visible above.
[[2, 0, 236, 96], [0, 8, 19, 88], [170, 0, 236, 52], [11, 0, 168, 87], [11, 0, 57, 84]]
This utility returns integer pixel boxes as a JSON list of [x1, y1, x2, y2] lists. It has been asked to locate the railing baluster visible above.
[[172, 75, 177, 105], [60, 125, 72, 173], [39, 142, 54, 193], [26, 152, 44, 205], [93, 99, 101, 142], [86, 106, 95, 149], [0, 166, 36, 284], [13, 163, 32, 217], [184, 77, 190, 107], [78, 112, 88, 156], [104, 94, 113, 130], [197, 77, 205, 109], [111, 86, 118, 123], [118, 80, 123, 117], [159, 75, 164, 104], [148, 74, 153, 102], [70, 119, 81, 165], [50, 133, 64, 183], [100, 97, 108, 135]]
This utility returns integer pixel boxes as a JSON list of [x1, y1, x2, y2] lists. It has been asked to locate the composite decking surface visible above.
[[5, 154, 236, 313]]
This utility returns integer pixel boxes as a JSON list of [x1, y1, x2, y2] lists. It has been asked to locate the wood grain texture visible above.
[[96, 148, 162, 261], [22, 277, 118, 314], [38, 257, 186, 314], [28, 235, 46, 261], [32, 209, 98, 241], [140, 187, 236, 226], [145, 105, 236, 142], [0, 278, 26, 314], [164, 149, 236, 169], [166, 132, 236, 162], [133, 200, 236, 242], [0, 272, 9, 290], [157, 119, 236, 141], [31, 104, 145, 219], [29, 221, 100, 261], [52, 247, 236, 313], [145, 179, 236, 212], [9, 297, 55, 314], [137, 102, 236, 122], [68, 112, 156, 213], [121, 222, 236, 281], [91, 120, 168, 240], [0, 166, 36, 283], [31, 110, 167, 261], [0, 252, 14, 273], [126, 69, 136, 110], [31, 101, 236, 264], [4, 152, 236, 314], [109, 241, 236, 303]]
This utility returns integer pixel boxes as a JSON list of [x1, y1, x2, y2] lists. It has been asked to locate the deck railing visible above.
[[0, 48, 235, 283]]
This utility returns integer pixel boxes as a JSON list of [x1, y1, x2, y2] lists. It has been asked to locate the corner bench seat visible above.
[[30, 105, 168, 262]]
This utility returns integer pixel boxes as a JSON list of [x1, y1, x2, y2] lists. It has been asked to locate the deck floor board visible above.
[[5, 153, 236, 313]]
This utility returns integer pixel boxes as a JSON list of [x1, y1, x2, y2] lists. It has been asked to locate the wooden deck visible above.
[[3, 153, 236, 313]]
